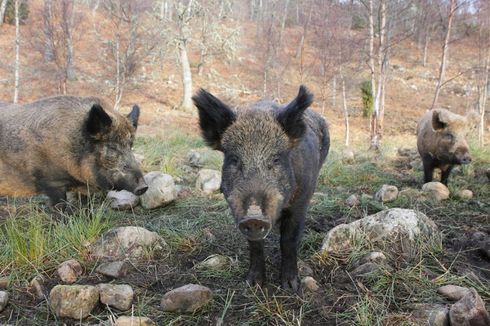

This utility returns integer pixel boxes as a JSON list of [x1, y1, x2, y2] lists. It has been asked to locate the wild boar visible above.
[[417, 108, 472, 185], [0, 96, 148, 212], [193, 86, 330, 291]]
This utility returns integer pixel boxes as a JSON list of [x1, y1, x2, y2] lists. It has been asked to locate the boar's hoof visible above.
[[238, 218, 271, 241], [281, 274, 300, 293], [246, 270, 265, 288]]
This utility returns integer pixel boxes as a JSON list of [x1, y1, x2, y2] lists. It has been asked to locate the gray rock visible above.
[[422, 182, 450, 201], [97, 284, 134, 311], [107, 190, 140, 210], [91, 226, 166, 260], [456, 189, 473, 201], [449, 288, 490, 326], [342, 148, 355, 163], [374, 185, 399, 203], [298, 260, 314, 277], [301, 276, 319, 292], [161, 284, 213, 313], [195, 254, 231, 270], [49, 285, 99, 319], [187, 150, 205, 168], [321, 208, 438, 255], [360, 251, 387, 265], [140, 172, 177, 209], [57, 259, 83, 284], [115, 316, 155, 326], [29, 275, 46, 300], [345, 194, 360, 207], [0, 291, 8, 312], [411, 303, 449, 326], [437, 285, 471, 301], [196, 169, 221, 194], [96, 260, 131, 278]]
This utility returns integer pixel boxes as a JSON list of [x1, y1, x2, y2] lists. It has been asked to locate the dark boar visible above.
[[0, 96, 147, 211], [193, 86, 329, 291], [417, 108, 471, 185]]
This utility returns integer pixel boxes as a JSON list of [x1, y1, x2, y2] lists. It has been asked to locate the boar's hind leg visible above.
[[280, 208, 304, 292], [440, 165, 454, 186], [246, 239, 266, 287], [422, 157, 435, 184]]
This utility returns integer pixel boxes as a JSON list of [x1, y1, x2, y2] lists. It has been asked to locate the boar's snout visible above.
[[133, 177, 148, 196], [460, 153, 472, 165], [238, 204, 272, 241]]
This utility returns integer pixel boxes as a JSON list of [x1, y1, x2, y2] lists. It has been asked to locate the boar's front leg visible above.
[[44, 186, 68, 214], [247, 239, 266, 287], [440, 165, 454, 186], [280, 208, 304, 292], [422, 156, 435, 184]]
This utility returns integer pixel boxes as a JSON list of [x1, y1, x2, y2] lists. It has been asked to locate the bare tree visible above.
[[475, 0, 490, 146], [0, 0, 8, 25], [13, 0, 20, 103], [176, 0, 194, 111]]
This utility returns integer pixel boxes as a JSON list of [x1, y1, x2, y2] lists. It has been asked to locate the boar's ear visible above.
[[276, 85, 313, 140], [127, 105, 140, 129], [86, 104, 112, 138], [192, 88, 236, 150], [432, 109, 449, 131]]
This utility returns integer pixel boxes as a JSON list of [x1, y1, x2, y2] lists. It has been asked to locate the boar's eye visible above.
[[267, 154, 282, 170], [444, 133, 454, 142]]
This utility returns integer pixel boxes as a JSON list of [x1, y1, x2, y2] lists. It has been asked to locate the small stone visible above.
[[0, 291, 8, 312], [196, 169, 221, 194], [161, 284, 213, 313], [437, 285, 471, 301], [360, 251, 387, 265], [301, 276, 319, 292], [96, 261, 131, 278], [345, 194, 360, 207], [115, 316, 155, 326], [449, 288, 490, 326], [57, 259, 83, 284], [374, 185, 399, 203], [91, 226, 166, 260], [456, 189, 473, 201], [0, 277, 9, 290], [298, 260, 314, 277], [107, 190, 140, 210], [29, 275, 46, 300], [411, 303, 449, 326], [422, 182, 450, 201], [187, 150, 205, 168], [342, 148, 355, 163], [97, 284, 134, 311], [49, 285, 99, 319], [195, 254, 230, 270], [140, 172, 177, 209]]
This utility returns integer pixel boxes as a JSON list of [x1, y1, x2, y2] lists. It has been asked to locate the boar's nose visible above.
[[461, 153, 472, 164], [133, 178, 148, 196], [238, 205, 271, 241]]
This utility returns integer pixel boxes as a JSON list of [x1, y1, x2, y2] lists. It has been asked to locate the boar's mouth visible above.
[[237, 204, 272, 241]]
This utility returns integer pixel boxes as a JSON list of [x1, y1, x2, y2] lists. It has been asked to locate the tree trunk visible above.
[[65, 0, 76, 81], [341, 73, 349, 147], [332, 75, 336, 108], [368, 0, 377, 146], [179, 41, 193, 111], [278, 0, 289, 47], [0, 0, 7, 25], [422, 31, 430, 67], [478, 36, 490, 146], [430, 0, 456, 110], [114, 35, 121, 110], [13, 0, 20, 103]]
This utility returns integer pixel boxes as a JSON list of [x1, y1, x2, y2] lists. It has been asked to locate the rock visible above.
[[134, 153, 145, 165], [409, 160, 423, 170], [0, 291, 8, 312], [342, 148, 355, 163], [29, 275, 46, 300], [422, 182, 450, 201], [97, 284, 134, 311], [449, 288, 490, 326], [49, 285, 99, 320], [321, 208, 438, 255], [196, 169, 221, 194], [96, 260, 131, 278], [298, 260, 314, 277], [140, 172, 177, 209], [187, 150, 205, 168], [360, 251, 387, 265], [437, 285, 471, 301], [374, 185, 399, 203], [398, 147, 418, 157], [107, 190, 140, 210], [115, 316, 155, 326], [301, 276, 319, 292], [0, 277, 8, 290], [161, 284, 213, 313], [91, 226, 166, 260], [456, 189, 473, 201], [351, 262, 381, 278], [195, 254, 230, 270], [345, 194, 360, 207], [411, 303, 449, 326], [57, 259, 83, 284]]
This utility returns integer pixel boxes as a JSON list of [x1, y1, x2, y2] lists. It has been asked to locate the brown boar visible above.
[[193, 86, 330, 291], [0, 96, 147, 212], [417, 108, 472, 185]]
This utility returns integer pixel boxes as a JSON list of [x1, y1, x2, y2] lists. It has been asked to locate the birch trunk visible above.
[[341, 73, 349, 147], [13, 0, 20, 103], [0, 0, 7, 25], [179, 42, 193, 111]]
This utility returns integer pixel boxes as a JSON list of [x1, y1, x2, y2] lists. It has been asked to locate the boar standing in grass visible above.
[[0, 96, 148, 212], [417, 108, 472, 185], [193, 86, 329, 291]]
